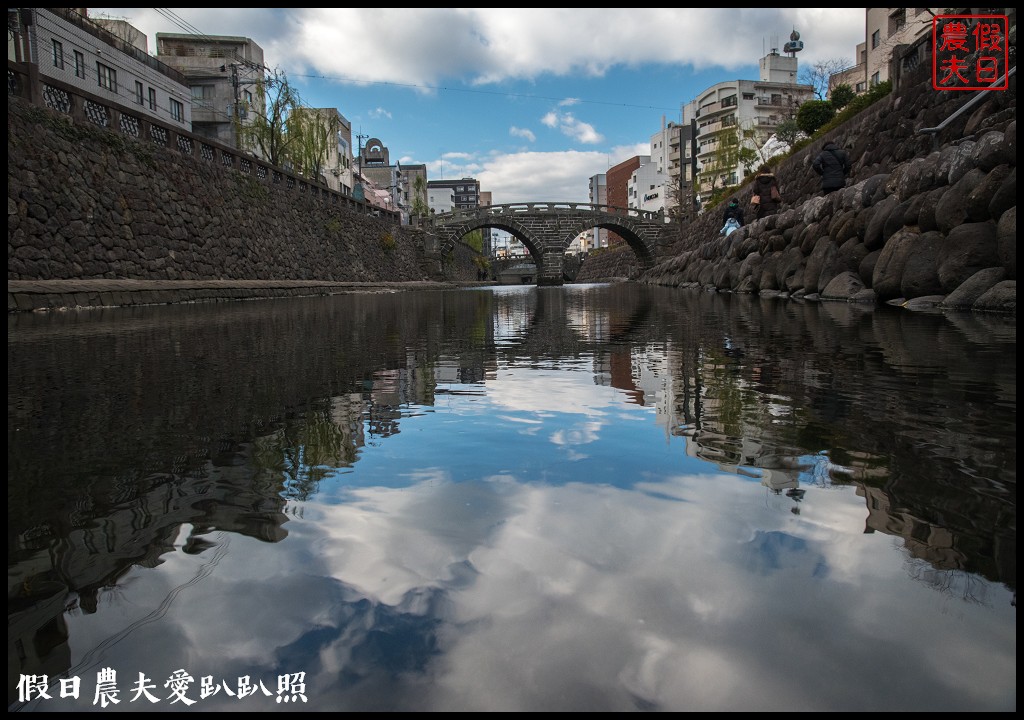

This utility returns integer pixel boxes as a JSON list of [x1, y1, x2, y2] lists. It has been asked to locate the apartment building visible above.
[[682, 49, 813, 197], [606, 156, 648, 247], [8, 8, 191, 131], [831, 8, 954, 97], [426, 178, 481, 214], [428, 186, 455, 215], [156, 32, 264, 148], [630, 162, 667, 215], [865, 8, 940, 88]]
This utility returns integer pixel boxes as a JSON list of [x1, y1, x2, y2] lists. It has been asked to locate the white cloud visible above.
[[509, 126, 536, 142], [368, 106, 392, 120], [92, 8, 864, 86], [539, 110, 604, 144]]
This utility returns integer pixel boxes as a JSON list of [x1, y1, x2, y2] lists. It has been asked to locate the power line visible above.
[[292, 71, 680, 112], [152, 8, 265, 72]]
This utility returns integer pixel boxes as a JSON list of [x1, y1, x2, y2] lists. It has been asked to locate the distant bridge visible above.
[[426, 203, 678, 285]]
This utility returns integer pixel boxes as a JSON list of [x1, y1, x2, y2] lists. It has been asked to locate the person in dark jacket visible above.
[[812, 141, 852, 195], [751, 165, 781, 220], [722, 198, 745, 227]]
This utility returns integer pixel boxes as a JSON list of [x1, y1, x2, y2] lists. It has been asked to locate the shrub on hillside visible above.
[[816, 80, 892, 136], [830, 83, 856, 110], [797, 100, 836, 135]]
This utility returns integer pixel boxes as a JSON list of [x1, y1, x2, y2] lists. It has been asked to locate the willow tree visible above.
[[699, 125, 742, 193], [288, 108, 340, 183], [236, 66, 302, 167]]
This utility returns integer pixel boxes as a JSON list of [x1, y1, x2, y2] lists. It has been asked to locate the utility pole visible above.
[[356, 131, 367, 178], [230, 63, 240, 149], [353, 130, 368, 202]]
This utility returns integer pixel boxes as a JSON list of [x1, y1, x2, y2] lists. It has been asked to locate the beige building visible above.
[[832, 8, 944, 97], [289, 107, 355, 195], [156, 32, 265, 149], [865, 8, 939, 88]]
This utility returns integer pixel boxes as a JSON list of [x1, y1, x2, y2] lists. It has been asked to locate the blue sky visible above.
[[89, 8, 865, 204]]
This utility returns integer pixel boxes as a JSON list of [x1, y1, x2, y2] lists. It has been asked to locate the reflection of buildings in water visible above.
[[761, 468, 799, 494], [330, 394, 367, 465], [8, 450, 290, 703], [432, 357, 490, 387], [625, 324, 1014, 599], [859, 485, 969, 575]]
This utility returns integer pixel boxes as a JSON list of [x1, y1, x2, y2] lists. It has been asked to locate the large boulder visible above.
[[937, 221, 1000, 292]]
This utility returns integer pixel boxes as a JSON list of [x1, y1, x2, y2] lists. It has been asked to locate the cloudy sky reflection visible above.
[[29, 368, 1015, 712]]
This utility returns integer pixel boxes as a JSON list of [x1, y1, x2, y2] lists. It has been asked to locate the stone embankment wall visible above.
[[8, 96, 440, 283], [583, 63, 1016, 314]]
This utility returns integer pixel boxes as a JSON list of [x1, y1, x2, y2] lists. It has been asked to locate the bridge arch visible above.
[[430, 203, 674, 285]]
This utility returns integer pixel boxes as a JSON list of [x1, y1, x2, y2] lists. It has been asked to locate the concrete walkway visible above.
[[8, 279, 471, 312]]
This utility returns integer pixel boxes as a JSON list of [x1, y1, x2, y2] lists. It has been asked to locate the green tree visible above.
[[774, 118, 805, 148], [288, 108, 339, 183], [829, 83, 856, 111], [411, 175, 429, 218], [796, 100, 835, 136], [237, 66, 302, 167], [699, 125, 742, 193], [463, 229, 484, 253]]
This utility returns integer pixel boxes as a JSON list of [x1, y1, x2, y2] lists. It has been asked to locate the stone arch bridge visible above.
[[426, 203, 678, 285]]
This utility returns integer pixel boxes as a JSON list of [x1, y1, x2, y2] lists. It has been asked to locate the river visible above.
[[7, 283, 1016, 711]]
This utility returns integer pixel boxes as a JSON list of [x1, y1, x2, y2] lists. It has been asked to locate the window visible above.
[[74, 50, 85, 78], [871, 30, 881, 49], [870, 72, 880, 86], [169, 98, 184, 122], [97, 62, 117, 93], [888, 9, 906, 35], [190, 84, 214, 110], [52, 39, 64, 69], [148, 87, 157, 111], [135, 81, 144, 105]]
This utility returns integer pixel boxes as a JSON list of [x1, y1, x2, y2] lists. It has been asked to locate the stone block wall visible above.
[[8, 96, 433, 283]]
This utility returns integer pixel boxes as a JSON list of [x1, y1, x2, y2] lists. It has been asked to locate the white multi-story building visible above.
[[9, 8, 191, 131], [587, 174, 607, 249], [682, 49, 814, 196], [428, 186, 455, 215], [629, 162, 666, 215]]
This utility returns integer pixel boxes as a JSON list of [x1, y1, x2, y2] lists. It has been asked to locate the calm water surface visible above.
[[8, 284, 1016, 711]]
